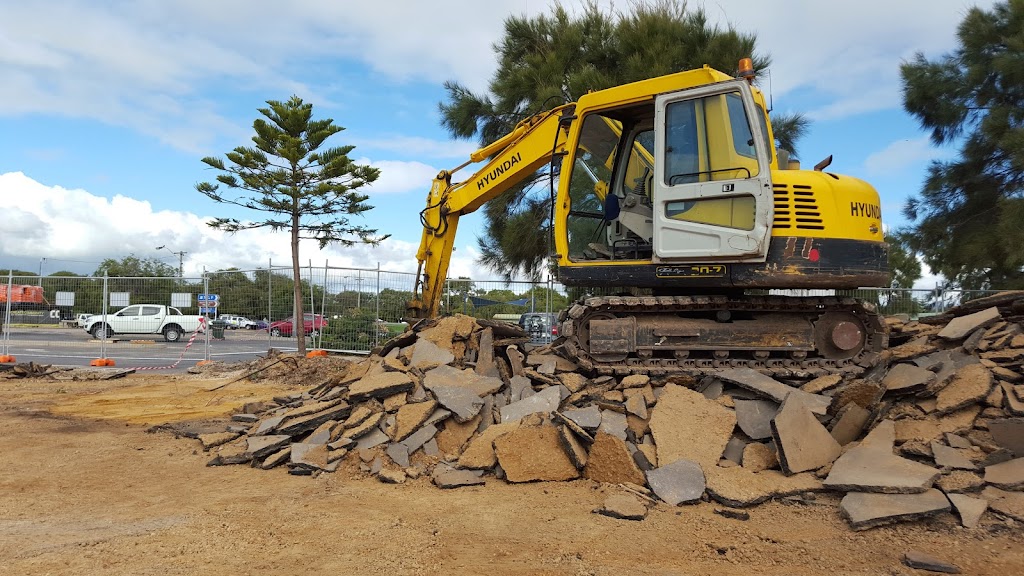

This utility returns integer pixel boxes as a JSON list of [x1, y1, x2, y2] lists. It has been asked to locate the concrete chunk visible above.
[[645, 459, 705, 505], [494, 424, 579, 482], [937, 306, 1001, 340], [458, 422, 519, 469], [599, 409, 628, 441], [432, 464, 486, 489], [840, 489, 950, 530], [583, 432, 645, 486], [936, 364, 993, 414], [829, 403, 871, 446], [500, 386, 561, 423], [716, 367, 830, 415], [595, 493, 648, 521], [392, 400, 438, 442], [902, 551, 961, 574], [742, 442, 778, 472], [245, 435, 292, 459], [400, 424, 438, 454], [705, 467, 822, 507], [882, 363, 936, 395], [386, 443, 410, 467], [650, 384, 736, 469], [428, 384, 484, 423], [771, 394, 841, 474], [984, 457, 1024, 490], [988, 417, 1024, 456], [800, 373, 843, 394], [562, 405, 602, 430], [349, 372, 415, 401], [559, 425, 588, 469], [947, 493, 987, 528], [734, 399, 777, 440], [424, 364, 503, 397], [409, 338, 455, 369], [824, 420, 939, 493], [981, 486, 1024, 521], [930, 442, 976, 470]]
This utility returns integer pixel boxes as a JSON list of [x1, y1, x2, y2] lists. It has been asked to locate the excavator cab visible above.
[[564, 78, 772, 265]]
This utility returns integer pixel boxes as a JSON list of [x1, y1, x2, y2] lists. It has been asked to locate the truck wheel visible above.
[[163, 325, 182, 342], [92, 324, 112, 339]]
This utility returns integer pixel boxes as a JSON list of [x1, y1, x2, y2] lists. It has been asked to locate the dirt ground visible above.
[[1, 364, 1022, 575]]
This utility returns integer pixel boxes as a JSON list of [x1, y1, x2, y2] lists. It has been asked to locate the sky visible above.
[[0, 0, 994, 289]]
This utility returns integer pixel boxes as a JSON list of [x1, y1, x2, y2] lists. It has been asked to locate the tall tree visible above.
[[900, 0, 1024, 289], [197, 96, 388, 354], [439, 0, 798, 281]]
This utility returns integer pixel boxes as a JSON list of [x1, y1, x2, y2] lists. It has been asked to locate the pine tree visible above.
[[900, 0, 1024, 289], [197, 96, 387, 354]]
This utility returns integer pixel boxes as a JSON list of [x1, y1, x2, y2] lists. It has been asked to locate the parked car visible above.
[[82, 305, 205, 342], [219, 314, 259, 330], [267, 313, 327, 337], [519, 312, 559, 345]]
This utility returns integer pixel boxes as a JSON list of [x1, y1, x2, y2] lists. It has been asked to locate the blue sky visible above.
[[0, 0, 991, 287]]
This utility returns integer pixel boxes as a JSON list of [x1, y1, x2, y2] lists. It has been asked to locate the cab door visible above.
[[652, 79, 773, 261]]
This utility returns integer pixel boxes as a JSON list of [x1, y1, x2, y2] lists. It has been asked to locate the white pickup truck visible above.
[[83, 305, 205, 342]]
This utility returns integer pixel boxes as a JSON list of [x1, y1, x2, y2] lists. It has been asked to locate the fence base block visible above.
[[306, 350, 328, 358], [89, 358, 115, 367], [0, 355, 15, 363]]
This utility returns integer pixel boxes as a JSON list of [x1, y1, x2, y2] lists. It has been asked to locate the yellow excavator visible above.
[[409, 59, 888, 376]]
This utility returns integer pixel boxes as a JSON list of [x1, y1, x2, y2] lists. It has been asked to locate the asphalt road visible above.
[[0, 326, 332, 373]]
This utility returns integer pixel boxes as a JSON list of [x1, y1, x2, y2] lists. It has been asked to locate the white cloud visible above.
[[864, 136, 954, 176], [0, 171, 488, 283], [701, 0, 994, 121], [359, 159, 443, 195], [0, 0, 996, 152]]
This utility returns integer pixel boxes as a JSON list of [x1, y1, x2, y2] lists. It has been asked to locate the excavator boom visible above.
[[408, 105, 575, 318]]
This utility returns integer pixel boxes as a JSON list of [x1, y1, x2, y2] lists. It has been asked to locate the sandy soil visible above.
[[1, 366, 1021, 575]]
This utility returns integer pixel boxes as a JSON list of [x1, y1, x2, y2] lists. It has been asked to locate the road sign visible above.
[[198, 293, 220, 302], [199, 307, 217, 314]]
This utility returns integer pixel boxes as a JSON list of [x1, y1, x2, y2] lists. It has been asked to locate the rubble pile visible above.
[[197, 291, 1024, 531]]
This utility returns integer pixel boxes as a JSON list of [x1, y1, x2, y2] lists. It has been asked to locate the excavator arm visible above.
[[407, 104, 576, 319]]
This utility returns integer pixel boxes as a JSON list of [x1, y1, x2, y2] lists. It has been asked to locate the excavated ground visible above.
[[1, 361, 1022, 575]]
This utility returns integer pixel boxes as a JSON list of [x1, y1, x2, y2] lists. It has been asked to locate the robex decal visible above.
[[850, 201, 881, 219], [476, 152, 522, 190]]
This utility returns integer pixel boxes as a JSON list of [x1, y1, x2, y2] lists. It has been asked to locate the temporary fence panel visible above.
[[1, 265, 1011, 367], [0, 274, 212, 369]]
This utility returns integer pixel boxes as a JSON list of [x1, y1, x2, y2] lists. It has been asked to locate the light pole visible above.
[[156, 245, 187, 278], [38, 257, 46, 286]]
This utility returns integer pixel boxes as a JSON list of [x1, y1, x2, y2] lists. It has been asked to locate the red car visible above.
[[267, 313, 327, 337]]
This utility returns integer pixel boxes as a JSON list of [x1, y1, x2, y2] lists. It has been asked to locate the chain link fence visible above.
[[0, 266, 1009, 370]]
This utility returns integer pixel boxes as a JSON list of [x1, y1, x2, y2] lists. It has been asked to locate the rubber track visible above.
[[559, 294, 888, 379]]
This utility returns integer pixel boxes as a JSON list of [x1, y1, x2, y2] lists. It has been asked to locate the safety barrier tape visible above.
[[131, 317, 208, 371]]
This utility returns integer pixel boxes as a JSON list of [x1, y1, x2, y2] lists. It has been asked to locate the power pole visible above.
[[156, 246, 187, 278]]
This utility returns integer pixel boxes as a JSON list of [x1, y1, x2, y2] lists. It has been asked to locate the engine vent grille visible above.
[[773, 183, 824, 230]]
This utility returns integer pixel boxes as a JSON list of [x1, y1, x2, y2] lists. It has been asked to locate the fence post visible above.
[[203, 271, 211, 362], [0, 270, 14, 362], [267, 258, 273, 348], [320, 261, 329, 350], [375, 262, 381, 348]]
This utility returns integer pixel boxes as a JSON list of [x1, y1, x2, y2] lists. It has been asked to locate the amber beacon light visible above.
[[737, 57, 755, 82]]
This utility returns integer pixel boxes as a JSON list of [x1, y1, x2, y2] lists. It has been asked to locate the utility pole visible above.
[[156, 245, 187, 278], [38, 257, 46, 286]]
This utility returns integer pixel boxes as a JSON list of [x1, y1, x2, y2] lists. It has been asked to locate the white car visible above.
[[76, 313, 93, 328], [220, 315, 258, 330]]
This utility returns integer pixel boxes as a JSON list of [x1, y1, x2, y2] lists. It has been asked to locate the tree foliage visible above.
[[900, 0, 1024, 289], [440, 0, 799, 281], [197, 96, 388, 353], [886, 231, 923, 289]]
